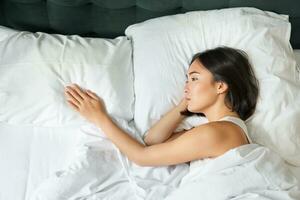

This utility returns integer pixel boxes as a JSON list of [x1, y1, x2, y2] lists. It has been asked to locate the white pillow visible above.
[[294, 49, 300, 70], [0, 26, 134, 126], [125, 7, 300, 166], [0, 25, 18, 41]]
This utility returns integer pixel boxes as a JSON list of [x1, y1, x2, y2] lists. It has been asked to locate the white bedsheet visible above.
[[165, 144, 300, 200], [0, 123, 82, 200], [0, 121, 188, 200], [0, 50, 300, 200], [1, 122, 299, 200]]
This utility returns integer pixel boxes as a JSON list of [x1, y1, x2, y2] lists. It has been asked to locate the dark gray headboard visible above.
[[0, 0, 299, 48]]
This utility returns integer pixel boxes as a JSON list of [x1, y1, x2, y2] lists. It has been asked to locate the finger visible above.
[[65, 90, 81, 106], [70, 84, 89, 100], [65, 86, 84, 104], [86, 90, 99, 100], [66, 99, 79, 111]]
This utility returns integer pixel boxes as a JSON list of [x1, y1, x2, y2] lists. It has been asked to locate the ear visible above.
[[216, 81, 228, 94]]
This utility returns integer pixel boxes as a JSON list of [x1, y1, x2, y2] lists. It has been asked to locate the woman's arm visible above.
[[96, 116, 228, 166], [144, 99, 188, 145], [65, 84, 230, 167]]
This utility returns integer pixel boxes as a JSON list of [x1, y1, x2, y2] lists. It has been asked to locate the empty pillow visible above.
[[0, 26, 134, 126], [125, 7, 300, 166]]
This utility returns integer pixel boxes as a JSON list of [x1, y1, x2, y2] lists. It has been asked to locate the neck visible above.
[[201, 102, 239, 122]]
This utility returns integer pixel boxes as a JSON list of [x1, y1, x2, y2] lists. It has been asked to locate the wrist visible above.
[[175, 105, 187, 118], [95, 113, 111, 128]]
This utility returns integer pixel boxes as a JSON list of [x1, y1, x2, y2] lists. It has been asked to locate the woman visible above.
[[64, 46, 259, 166]]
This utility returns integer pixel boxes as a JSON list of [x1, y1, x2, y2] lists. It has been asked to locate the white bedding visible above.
[[166, 144, 300, 200], [0, 123, 82, 200], [0, 49, 300, 200], [0, 122, 188, 200]]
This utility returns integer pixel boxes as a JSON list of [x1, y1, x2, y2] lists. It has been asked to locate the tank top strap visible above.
[[217, 116, 252, 144]]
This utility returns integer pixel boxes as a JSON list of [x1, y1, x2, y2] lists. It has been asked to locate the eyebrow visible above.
[[186, 71, 200, 77]]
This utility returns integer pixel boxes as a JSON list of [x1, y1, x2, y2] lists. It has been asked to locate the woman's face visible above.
[[184, 59, 221, 113]]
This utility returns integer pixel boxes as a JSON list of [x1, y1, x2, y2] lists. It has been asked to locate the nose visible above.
[[184, 81, 189, 96]]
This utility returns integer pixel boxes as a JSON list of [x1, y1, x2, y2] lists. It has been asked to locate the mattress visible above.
[[1, 50, 300, 200]]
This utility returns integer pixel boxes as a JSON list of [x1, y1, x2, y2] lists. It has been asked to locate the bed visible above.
[[0, 1, 300, 200]]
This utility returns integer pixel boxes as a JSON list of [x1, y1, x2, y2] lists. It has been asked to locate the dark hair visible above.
[[180, 46, 259, 121]]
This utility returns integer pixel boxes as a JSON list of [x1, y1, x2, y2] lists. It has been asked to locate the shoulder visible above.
[[208, 120, 249, 145], [196, 120, 246, 139], [190, 122, 228, 141], [186, 121, 247, 156]]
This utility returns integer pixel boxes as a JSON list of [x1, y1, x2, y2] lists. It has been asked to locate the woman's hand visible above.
[[64, 83, 108, 125], [176, 98, 188, 113]]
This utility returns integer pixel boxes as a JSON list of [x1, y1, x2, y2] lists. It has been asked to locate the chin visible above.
[[188, 105, 203, 113], [187, 105, 196, 113]]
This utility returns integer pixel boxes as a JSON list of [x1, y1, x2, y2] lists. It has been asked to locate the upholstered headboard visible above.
[[0, 0, 299, 48]]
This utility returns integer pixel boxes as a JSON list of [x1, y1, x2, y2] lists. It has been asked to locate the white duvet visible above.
[[29, 120, 189, 200], [166, 144, 300, 200], [1, 117, 300, 200], [28, 122, 300, 200]]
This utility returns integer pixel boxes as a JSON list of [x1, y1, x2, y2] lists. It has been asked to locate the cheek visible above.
[[188, 82, 216, 107], [192, 82, 214, 97]]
